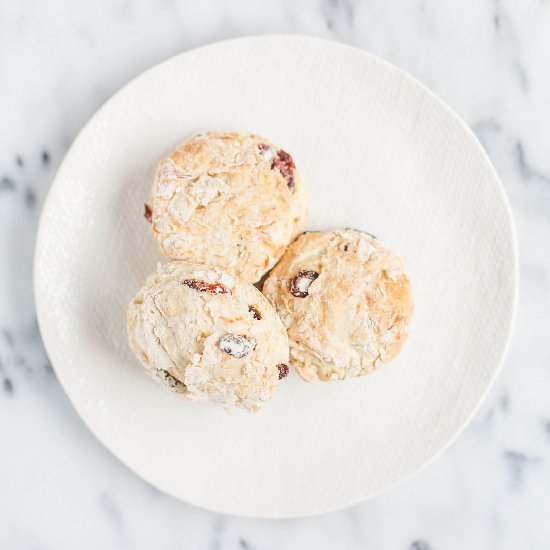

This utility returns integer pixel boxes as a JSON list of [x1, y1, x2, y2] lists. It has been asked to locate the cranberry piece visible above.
[[144, 203, 152, 223], [277, 364, 289, 379], [271, 149, 296, 189], [218, 334, 256, 358], [248, 305, 262, 320], [290, 270, 319, 298], [183, 279, 230, 294]]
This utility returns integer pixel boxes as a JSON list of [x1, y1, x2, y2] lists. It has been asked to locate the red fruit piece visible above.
[[290, 270, 319, 298], [183, 279, 230, 294], [271, 149, 296, 189], [277, 364, 289, 379], [144, 203, 152, 223], [219, 334, 256, 358], [248, 305, 262, 320]]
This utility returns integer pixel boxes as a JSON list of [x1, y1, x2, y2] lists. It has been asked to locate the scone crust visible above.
[[262, 229, 413, 382], [150, 131, 307, 283], [127, 262, 289, 410]]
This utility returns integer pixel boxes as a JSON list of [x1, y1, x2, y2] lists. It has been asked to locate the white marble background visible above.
[[1, 0, 549, 548]]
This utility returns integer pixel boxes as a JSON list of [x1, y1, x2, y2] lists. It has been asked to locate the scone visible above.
[[127, 262, 290, 411], [262, 229, 413, 382], [149, 131, 307, 283]]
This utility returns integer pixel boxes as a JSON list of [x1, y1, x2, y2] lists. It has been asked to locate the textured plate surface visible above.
[[34, 35, 517, 518]]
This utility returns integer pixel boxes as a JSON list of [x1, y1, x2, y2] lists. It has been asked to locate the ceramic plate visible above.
[[34, 35, 517, 518]]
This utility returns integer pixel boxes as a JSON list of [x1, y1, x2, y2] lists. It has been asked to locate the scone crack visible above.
[[151, 317, 179, 365], [156, 368, 186, 392]]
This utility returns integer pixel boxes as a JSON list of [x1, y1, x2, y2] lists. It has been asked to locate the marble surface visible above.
[[1, 0, 549, 548]]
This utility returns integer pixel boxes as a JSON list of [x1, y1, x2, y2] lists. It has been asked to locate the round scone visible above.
[[149, 131, 307, 283], [127, 262, 290, 411], [262, 229, 413, 382]]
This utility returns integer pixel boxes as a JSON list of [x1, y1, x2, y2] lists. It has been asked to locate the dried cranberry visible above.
[[271, 149, 296, 189], [258, 143, 270, 151], [290, 270, 319, 298], [218, 334, 256, 358], [277, 364, 289, 379], [144, 203, 152, 223], [248, 305, 262, 320], [183, 279, 230, 294]]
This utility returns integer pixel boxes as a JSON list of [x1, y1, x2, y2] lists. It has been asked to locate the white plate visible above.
[[34, 35, 517, 518]]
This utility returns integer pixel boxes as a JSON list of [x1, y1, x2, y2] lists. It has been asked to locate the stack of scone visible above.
[[127, 131, 413, 411]]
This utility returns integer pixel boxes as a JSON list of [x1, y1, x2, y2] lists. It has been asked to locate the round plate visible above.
[[34, 35, 517, 518]]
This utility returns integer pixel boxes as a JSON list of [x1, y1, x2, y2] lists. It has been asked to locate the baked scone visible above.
[[127, 262, 290, 411], [262, 229, 413, 382], [149, 131, 307, 283]]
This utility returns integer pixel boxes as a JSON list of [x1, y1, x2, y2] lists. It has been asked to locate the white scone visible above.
[[127, 262, 290, 411], [149, 131, 307, 283], [262, 229, 413, 382]]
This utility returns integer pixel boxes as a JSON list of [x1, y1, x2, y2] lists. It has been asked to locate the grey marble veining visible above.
[[1, 0, 549, 548]]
